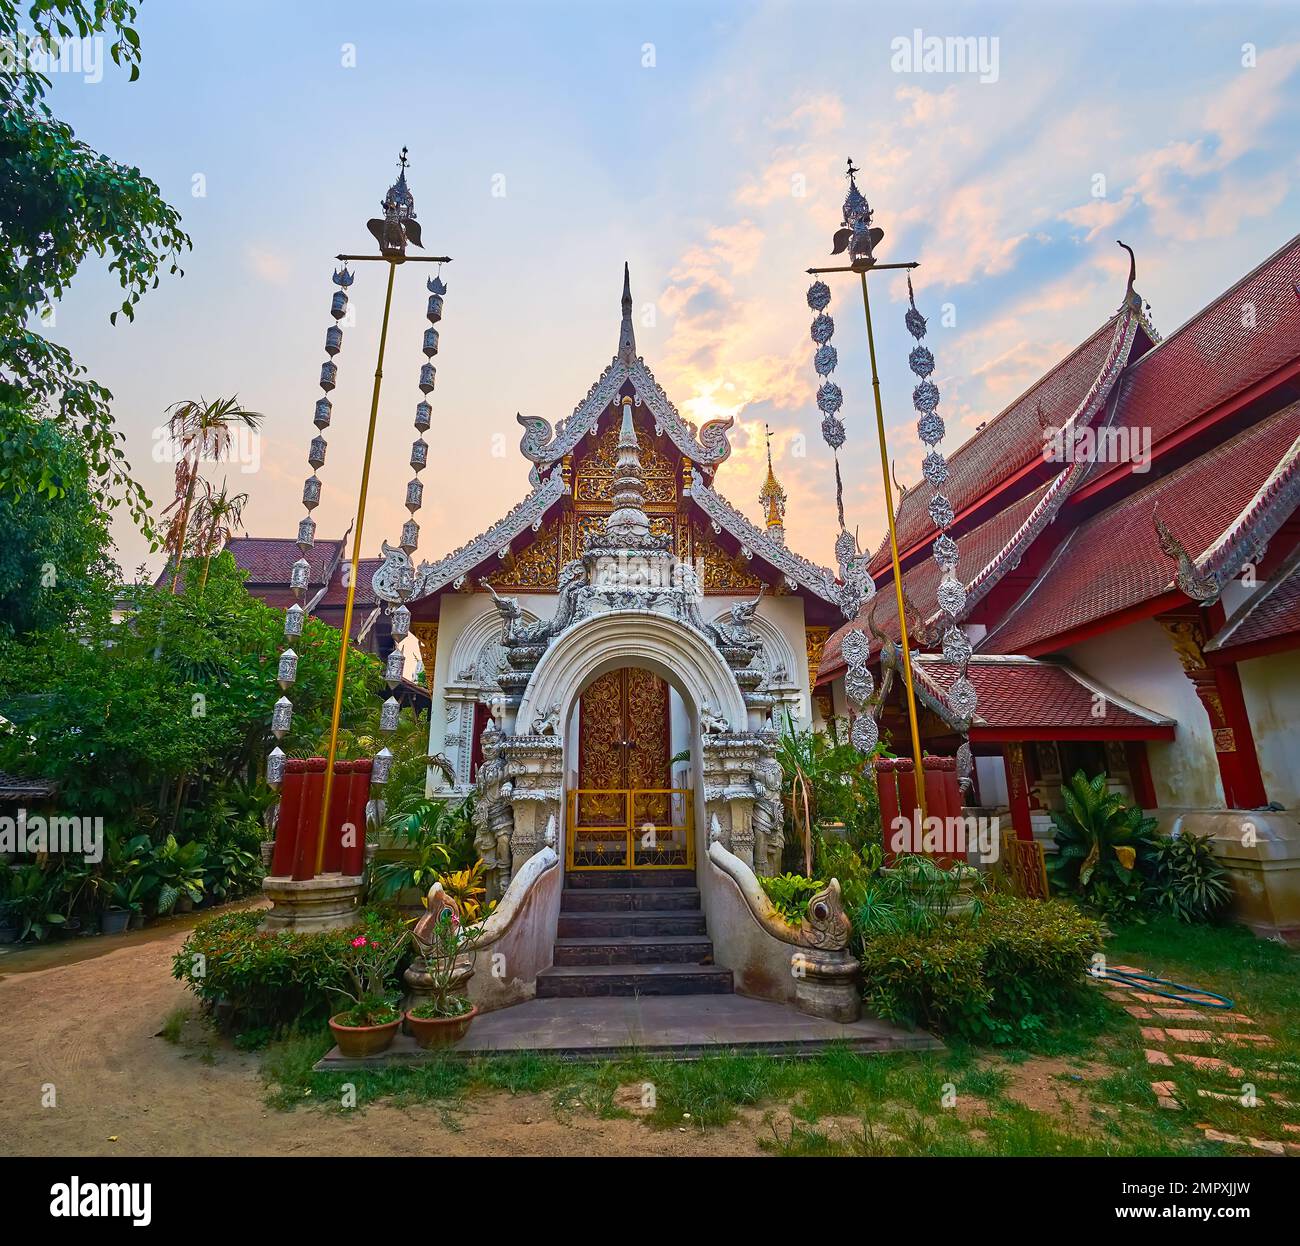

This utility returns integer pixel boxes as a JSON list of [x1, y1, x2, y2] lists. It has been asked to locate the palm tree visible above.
[[191, 477, 249, 591], [163, 396, 262, 591]]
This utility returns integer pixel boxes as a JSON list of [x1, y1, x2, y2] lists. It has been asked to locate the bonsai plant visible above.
[[325, 927, 412, 1058], [405, 905, 482, 1049]]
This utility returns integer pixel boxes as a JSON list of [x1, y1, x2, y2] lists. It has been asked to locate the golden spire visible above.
[[759, 424, 787, 540]]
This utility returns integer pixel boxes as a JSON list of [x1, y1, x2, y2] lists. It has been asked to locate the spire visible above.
[[759, 424, 787, 542], [617, 261, 637, 364], [604, 396, 651, 544]]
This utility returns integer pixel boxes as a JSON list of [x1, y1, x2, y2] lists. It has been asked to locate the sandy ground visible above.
[[0, 910, 765, 1157]]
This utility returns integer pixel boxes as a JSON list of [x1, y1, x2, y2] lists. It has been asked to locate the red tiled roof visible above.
[[821, 482, 1052, 680], [872, 312, 1131, 571], [1207, 544, 1300, 656], [982, 401, 1300, 654], [226, 536, 344, 585], [911, 655, 1173, 736], [1091, 233, 1300, 475], [318, 558, 383, 609]]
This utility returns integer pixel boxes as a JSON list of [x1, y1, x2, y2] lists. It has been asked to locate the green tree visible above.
[[0, 405, 117, 637], [0, 0, 190, 536]]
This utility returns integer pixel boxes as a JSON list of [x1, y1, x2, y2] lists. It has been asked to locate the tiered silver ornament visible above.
[[904, 276, 977, 786], [265, 265, 354, 783]]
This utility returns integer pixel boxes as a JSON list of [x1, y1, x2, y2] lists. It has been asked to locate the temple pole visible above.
[[858, 268, 928, 820], [316, 256, 398, 873]]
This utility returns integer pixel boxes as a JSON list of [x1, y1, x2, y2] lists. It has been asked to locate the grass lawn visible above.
[[256, 917, 1300, 1156]]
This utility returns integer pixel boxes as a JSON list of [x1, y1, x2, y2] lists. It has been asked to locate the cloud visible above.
[[244, 246, 291, 285]]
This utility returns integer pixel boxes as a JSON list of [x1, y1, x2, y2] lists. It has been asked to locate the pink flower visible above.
[[351, 936, 368, 947]]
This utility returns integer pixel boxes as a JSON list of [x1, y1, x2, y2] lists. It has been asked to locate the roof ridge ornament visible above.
[[617, 261, 637, 365], [758, 423, 788, 541], [367, 147, 424, 257]]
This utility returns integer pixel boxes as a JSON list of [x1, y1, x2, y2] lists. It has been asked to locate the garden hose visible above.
[[1099, 968, 1234, 1011]]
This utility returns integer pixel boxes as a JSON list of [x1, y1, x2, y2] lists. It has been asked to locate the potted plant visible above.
[[5, 863, 66, 942], [326, 928, 411, 1058], [142, 835, 206, 916], [405, 905, 481, 1049]]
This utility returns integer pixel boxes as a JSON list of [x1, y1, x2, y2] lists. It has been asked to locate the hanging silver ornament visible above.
[[284, 603, 305, 637], [816, 381, 843, 415], [908, 344, 935, 377], [917, 410, 945, 445], [927, 492, 955, 530], [840, 627, 872, 669], [302, 475, 322, 510], [271, 695, 293, 739], [422, 327, 440, 358], [921, 450, 948, 488], [806, 280, 831, 311], [428, 275, 447, 296], [384, 649, 405, 685], [290, 557, 310, 596], [414, 400, 432, 432], [267, 746, 286, 787], [319, 361, 337, 392], [426, 292, 444, 324], [277, 648, 299, 688], [948, 676, 978, 720], [941, 625, 972, 666], [851, 713, 879, 754], [937, 573, 967, 616], [845, 664, 875, 706], [390, 605, 411, 639], [308, 436, 327, 469], [933, 532, 959, 569], [905, 304, 927, 340], [419, 364, 436, 393], [314, 398, 332, 429], [814, 343, 839, 376], [810, 313, 835, 344], [372, 747, 394, 785], [379, 696, 401, 732], [822, 416, 846, 450], [296, 517, 316, 550], [956, 740, 973, 783], [405, 479, 423, 512], [400, 519, 419, 554], [325, 325, 343, 356], [410, 439, 428, 472], [913, 379, 941, 413]]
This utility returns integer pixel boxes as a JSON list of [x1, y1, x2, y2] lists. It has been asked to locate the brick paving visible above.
[[1097, 964, 1300, 1155]]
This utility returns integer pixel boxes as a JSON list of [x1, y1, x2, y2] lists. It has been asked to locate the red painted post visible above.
[[293, 759, 328, 881], [271, 760, 307, 878], [897, 758, 919, 854], [341, 760, 372, 877], [322, 759, 354, 874], [876, 759, 902, 863]]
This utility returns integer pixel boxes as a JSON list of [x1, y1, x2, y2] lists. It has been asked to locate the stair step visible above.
[[557, 910, 706, 938], [536, 963, 734, 998], [565, 869, 696, 890], [561, 887, 701, 913], [553, 935, 715, 966]]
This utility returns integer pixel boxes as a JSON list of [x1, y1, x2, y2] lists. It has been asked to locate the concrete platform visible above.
[[314, 994, 941, 1069]]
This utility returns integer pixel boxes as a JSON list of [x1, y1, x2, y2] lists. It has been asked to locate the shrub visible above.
[[1047, 771, 1160, 920], [859, 894, 1104, 1043], [1147, 831, 1232, 923], [757, 872, 825, 924], [172, 907, 413, 1034]]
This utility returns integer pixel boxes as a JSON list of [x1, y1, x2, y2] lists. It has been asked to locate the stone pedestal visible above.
[[791, 947, 861, 1023], [260, 873, 364, 933]]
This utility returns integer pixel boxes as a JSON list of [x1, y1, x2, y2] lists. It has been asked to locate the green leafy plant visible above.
[[757, 872, 826, 925], [1047, 771, 1160, 920], [859, 894, 1104, 1042], [326, 928, 411, 1027], [372, 793, 476, 899], [3, 862, 66, 941], [144, 834, 207, 914], [1148, 831, 1232, 923], [172, 907, 413, 1034], [409, 907, 483, 1019]]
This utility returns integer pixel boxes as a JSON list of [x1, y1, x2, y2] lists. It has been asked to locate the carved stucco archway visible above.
[[508, 611, 753, 877]]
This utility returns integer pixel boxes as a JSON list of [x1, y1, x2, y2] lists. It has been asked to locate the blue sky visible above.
[[39, 0, 1300, 576]]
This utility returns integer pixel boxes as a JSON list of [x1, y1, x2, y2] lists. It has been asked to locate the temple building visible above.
[[818, 233, 1300, 878]]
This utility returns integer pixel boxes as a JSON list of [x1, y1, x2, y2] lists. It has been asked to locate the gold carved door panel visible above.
[[576, 668, 670, 825]]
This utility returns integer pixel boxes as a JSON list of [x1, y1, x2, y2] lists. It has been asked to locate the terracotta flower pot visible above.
[[405, 1005, 478, 1050], [328, 1013, 402, 1058]]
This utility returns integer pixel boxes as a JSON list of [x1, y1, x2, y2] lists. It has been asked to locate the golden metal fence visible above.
[[566, 788, 694, 870]]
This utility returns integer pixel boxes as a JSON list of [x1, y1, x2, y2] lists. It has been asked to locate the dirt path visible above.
[[0, 912, 764, 1157]]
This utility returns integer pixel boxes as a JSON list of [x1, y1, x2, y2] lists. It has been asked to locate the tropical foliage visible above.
[[1047, 771, 1161, 920], [1148, 831, 1233, 924], [757, 872, 825, 925], [0, 0, 190, 536]]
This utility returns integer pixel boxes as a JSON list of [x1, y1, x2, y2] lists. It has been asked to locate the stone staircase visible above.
[[536, 869, 734, 998]]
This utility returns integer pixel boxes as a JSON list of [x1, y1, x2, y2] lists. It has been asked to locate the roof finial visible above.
[[1118, 239, 1138, 305], [618, 261, 636, 364], [604, 396, 651, 543], [759, 423, 788, 541]]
